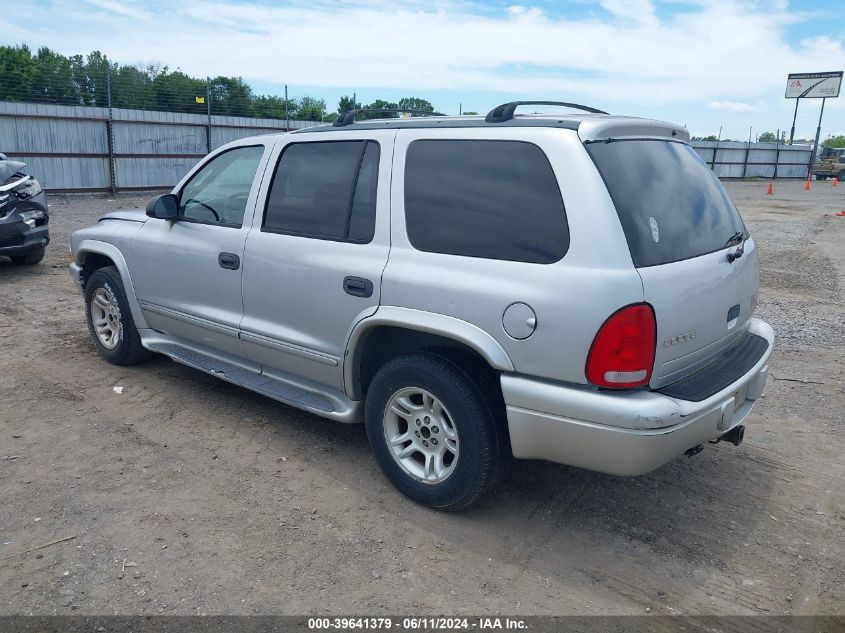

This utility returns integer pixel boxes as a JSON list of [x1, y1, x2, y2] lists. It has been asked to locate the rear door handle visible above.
[[343, 276, 373, 298], [218, 252, 240, 270]]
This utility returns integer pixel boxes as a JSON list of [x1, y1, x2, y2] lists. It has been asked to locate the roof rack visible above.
[[333, 109, 447, 127], [485, 101, 608, 123]]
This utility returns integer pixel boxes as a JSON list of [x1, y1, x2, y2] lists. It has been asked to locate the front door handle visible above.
[[343, 276, 373, 298], [218, 252, 240, 270]]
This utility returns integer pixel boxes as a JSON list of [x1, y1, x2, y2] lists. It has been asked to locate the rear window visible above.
[[404, 140, 569, 264], [587, 140, 746, 267]]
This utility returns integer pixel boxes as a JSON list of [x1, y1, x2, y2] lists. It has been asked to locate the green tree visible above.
[[0, 45, 37, 102], [31, 46, 79, 105], [822, 135, 845, 148], [338, 95, 361, 114], [151, 70, 207, 113], [398, 96, 434, 115], [296, 96, 327, 121], [360, 99, 398, 119], [209, 76, 254, 116], [692, 135, 719, 141], [462, 111, 478, 115], [757, 131, 777, 143]]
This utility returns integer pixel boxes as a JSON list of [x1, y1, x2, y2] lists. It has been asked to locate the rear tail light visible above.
[[586, 304, 656, 389]]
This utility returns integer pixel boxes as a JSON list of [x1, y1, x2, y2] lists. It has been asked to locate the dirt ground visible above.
[[0, 180, 843, 616]]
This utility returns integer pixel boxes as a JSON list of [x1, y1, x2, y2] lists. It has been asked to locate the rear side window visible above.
[[263, 140, 379, 242], [587, 140, 746, 267], [404, 140, 569, 264]]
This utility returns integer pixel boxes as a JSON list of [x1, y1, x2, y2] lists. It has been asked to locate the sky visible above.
[[2, 0, 843, 140]]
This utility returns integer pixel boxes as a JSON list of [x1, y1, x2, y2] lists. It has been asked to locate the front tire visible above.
[[84, 266, 150, 365], [10, 248, 45, 265], [364, 352, 506, 510]]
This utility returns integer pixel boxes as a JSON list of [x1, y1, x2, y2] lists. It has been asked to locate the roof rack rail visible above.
[[333, 109, 447, 127], [484, 101, 608, 123]]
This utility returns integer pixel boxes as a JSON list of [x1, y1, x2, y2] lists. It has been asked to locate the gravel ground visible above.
[[0, 180, 843, 616]]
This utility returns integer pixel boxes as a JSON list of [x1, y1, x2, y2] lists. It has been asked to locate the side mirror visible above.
[[145, 193, 178, 219]]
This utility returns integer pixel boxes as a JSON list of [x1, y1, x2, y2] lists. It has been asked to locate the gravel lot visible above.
[[0, 180, 843, 616]]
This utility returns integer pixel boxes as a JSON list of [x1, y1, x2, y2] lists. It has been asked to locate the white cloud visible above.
[[708, 101, 756, 112], [79, 0, 149, 20]]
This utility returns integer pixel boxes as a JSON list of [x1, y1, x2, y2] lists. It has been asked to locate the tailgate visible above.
[[639, 240, 759, 387]]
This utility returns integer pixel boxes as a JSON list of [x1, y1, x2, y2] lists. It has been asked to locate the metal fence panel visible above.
[[211, 126, 282, 149], [115, 157, 200, 189], [19, 156, 110, 191], [112, 121, 206, 155], [0, 116, 107, 154]]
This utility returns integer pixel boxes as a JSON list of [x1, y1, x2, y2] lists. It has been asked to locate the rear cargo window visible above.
[[404, 140, 568, 264], [587, 140, 746, 267]]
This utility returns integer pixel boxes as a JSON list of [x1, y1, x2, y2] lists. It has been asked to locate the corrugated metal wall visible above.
[[1, 100, 816, 191], [690, 140, 812, 179], [0, 101, 321, 192]]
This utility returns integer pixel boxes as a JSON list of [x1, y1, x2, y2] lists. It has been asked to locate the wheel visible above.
[[815, 174, 825, 181], [84, 266, 150, 365], [364, 352, 507, 510], [10, 248, 45, 265]]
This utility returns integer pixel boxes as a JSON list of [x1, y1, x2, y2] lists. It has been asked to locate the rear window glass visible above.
[[404, 140, 569, 264], [587, 140, 746, 267]]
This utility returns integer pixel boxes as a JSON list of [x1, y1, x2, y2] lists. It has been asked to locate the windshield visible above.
[[587, 139, 746, 267]]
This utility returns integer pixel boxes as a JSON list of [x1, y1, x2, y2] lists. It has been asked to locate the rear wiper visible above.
[[723, 230, 746, 248]]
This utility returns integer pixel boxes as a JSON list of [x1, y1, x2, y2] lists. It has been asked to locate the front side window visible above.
[[179, 145, 264, 226], [263, 141, 380, 242], [404, 140, 569, 264]]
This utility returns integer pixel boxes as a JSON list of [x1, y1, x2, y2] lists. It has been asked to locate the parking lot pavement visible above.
[[0, 180, 843, 615]]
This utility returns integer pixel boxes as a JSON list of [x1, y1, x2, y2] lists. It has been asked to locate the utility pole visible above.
[[206, 77, 212, 154], [106, 66, 116, 196], [285, 84, 289, 131]]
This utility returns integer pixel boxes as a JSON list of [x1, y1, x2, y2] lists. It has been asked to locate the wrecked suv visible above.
[[69, 101, 774, 509], [1, 153, 49, 265]]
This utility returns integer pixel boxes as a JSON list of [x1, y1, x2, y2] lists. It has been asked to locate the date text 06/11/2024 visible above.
[[307, 617, 528, 630]]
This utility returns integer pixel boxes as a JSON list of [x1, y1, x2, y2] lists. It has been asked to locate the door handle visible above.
[[218, 252, 240, 270], [343, 276, 373, 298]]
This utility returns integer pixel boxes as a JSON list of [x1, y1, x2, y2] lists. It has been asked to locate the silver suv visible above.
[[70, 101, 774, 509]]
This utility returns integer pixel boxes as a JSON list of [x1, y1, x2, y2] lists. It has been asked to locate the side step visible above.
[[143, 338, 360, 422]]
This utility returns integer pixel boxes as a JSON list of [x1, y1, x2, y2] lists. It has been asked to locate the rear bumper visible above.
[[502, 318, 774, 476]]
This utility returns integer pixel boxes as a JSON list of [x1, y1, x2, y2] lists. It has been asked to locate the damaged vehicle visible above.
[[0, 153, 50, 265]]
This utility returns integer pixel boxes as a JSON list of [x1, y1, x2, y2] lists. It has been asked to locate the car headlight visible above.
[[13, 177, 43, 200], [19, 209, 47, 228]]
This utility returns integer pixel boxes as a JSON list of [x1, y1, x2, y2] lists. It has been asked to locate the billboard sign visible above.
[[785, 72, 842, 99]]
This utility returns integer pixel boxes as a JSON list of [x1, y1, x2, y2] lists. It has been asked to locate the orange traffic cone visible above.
[[804, 179, 811, 191], [833, 177, 839, 187], [766, 183, 773, 195]]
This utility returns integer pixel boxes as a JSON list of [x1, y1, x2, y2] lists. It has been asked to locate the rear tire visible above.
[[84, 266, 150, 365], [364, 352, 507, 510], [10, 248, 45, 265]]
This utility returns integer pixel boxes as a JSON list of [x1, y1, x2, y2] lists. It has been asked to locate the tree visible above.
[[0, 44, 37, 103], [151, 70, 207, 113], [338, 95, 361, 114], [822, 135, 845, 148], [398, 97, 434, 115], [296, 96, 327, 121], [691, 135, 719, 141], [757, 131, 777, 143], [360, 99, 398, 119], [208, 76, 254, 116], [462, 111, 478, 115]]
